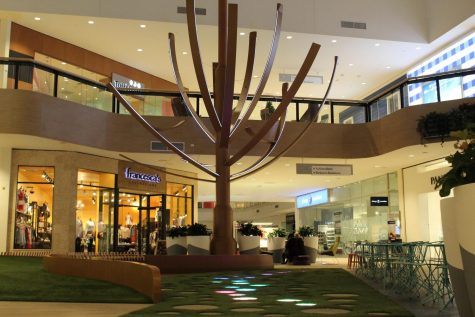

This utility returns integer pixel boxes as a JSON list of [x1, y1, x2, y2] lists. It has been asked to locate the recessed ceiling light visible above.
[[137, 48, 143, 52], [286, 35, 293, 39], [252, 75, 259, 78], [349, 63, 354, 67], [34, 17, 41, 21], [182, 51, 188, 55], [61, 62, 67, 65], [374, 43, 380, 47], [361, 82, 367, 85], [239, 32, 245, 36], [139, 24, 146, 28], [385, 66, 391, 69], [416, 47, 421, 50], [408, 154, 415, 158], [341, 95, 345, 98], [88, 20, 95, 25], [331, 39, 337, 43], [374, 165, 382, 168]]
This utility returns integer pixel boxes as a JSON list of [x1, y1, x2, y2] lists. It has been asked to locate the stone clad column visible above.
[[52, 152, 77, 253], [0, 146, 12, 252], [0, 19, 11, 89]]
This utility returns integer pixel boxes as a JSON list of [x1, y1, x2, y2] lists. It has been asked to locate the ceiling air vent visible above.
[[279, 73, 323, 85], [177, 6, 207, 15], [151, 141, 185, 152], [341, 20, 367, 30]]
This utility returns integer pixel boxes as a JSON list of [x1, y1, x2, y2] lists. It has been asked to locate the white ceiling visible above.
[[0, 1, 472, 202], [0, 1, 474, 100]]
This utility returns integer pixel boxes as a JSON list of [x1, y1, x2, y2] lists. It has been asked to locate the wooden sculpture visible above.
[[108, 0, 337, 255]]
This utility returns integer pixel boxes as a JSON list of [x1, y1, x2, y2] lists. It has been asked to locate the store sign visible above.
[[118, 161, 166, 193], [370, 196, 389, 206], [296, 189, 328, 208], [112, 73, 144, 89], [296, 163, 353, 176], [124, 167, 161, 183]]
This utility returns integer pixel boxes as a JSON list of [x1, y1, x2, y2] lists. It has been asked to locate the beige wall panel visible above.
[[9, 23, 178, 91]]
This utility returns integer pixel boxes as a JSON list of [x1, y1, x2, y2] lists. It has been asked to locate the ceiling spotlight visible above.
[[137, 48, 143, 52], [61, 62, 67, 65], [361, 82, 367, 85], [416, 47, 421, 50], [385, 66, 391, 69], [182, 51, 188, 55], [88, 20, 95, 25], [374, 43, 380, 47], [34, 17, 41, 21], [286, 35, 293, 39], [348, 63, 354, 67], [239, 32, 246, 36], [331, 39, 337, 43], [139, 24, 146, 28], [252, 75, 259, 78]]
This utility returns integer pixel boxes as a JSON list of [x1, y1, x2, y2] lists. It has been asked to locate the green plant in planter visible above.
[[298, 226, 315, 237], [435, 124, 475, 197], [237, 222, 263, 237], [166, 226, 188, 238], [265, 101, 275, 114], [187, 223, 210, 236], [268, 227, 287, 238]]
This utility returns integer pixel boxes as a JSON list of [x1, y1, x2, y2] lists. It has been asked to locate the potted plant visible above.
[[186, 223, 211, 255], [260, 101, 275, 120], [437, 121, 475, 316], [237, 222, 263, 255], [166, 226, 188, 255], [298, 226, 318, 263], [267, 228, 287, 263]]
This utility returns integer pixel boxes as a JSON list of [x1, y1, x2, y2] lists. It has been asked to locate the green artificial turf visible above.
[[127, 268, 414, 317], [0, 256, 150, 303]]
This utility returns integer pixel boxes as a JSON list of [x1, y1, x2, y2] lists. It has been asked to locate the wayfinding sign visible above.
[[296, 163, 353, 176]]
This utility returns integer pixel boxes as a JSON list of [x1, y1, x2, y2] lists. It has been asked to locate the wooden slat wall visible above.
[[9, 23, 179, 91]]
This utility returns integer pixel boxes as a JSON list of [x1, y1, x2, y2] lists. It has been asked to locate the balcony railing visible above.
[[1, 57, 474, 124]]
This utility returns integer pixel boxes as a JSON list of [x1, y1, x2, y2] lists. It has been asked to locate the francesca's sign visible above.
[[118, 161, 166, 193]]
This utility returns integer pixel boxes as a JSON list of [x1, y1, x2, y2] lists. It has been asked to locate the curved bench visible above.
[[43, 255, 160, 303]]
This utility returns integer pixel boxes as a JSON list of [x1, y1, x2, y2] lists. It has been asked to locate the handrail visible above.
[[1, 57, 474, 122]]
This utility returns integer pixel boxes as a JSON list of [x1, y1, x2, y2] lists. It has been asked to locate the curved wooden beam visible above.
[[168, 33, 216, 143], [219, 3, 238, 147], [108, 83, 219, 178], [231, 82, 288, 178], [228, 43, 321, 166], [186, 0, 221, 132], [231, 31, 257, 121], [120, 154, 216, 183], [229, 3, 283, 138], [231, 56, 339, 181]]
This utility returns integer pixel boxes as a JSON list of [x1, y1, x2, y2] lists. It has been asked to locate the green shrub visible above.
[[187, 223, 210, 236], [268, 228, 287, 238], [298, 226, 315, 237], [238, 222, 263, 237], [167, 226, 188, 238]]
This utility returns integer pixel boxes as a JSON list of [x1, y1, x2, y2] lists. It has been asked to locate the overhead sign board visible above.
[[296, 189, 329, 209], [370, 196, 389, 206], [296, 163, 353, 176]]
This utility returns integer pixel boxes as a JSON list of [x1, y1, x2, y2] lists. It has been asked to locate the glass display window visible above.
[[15, 166, 54, 249], [166, 183, 193, 228], [76, 170, 114, 253]]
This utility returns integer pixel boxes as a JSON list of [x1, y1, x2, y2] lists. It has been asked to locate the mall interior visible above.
[[0, 0, 474, 258], [0, 0, 475, 253]]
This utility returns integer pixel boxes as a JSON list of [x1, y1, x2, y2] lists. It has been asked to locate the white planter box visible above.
[[238, 235, 260, 255], [187, 236, 211, 255], [166, 236, 187, 255], [303, 236, 318, 263], [268, 237, 286, 263]]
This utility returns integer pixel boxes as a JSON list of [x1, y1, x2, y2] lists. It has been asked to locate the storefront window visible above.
[[297, 173, 399, 252], [15, 166, 54, 249], [76, 169, 114, 253], [167, 183, 193, 227]]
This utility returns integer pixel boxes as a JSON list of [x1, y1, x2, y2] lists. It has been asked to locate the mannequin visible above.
[[76, 217, 84, 238], [125, 213, 133, 226], [178, 214, 187, 226], [85, 218, 95, 234]]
